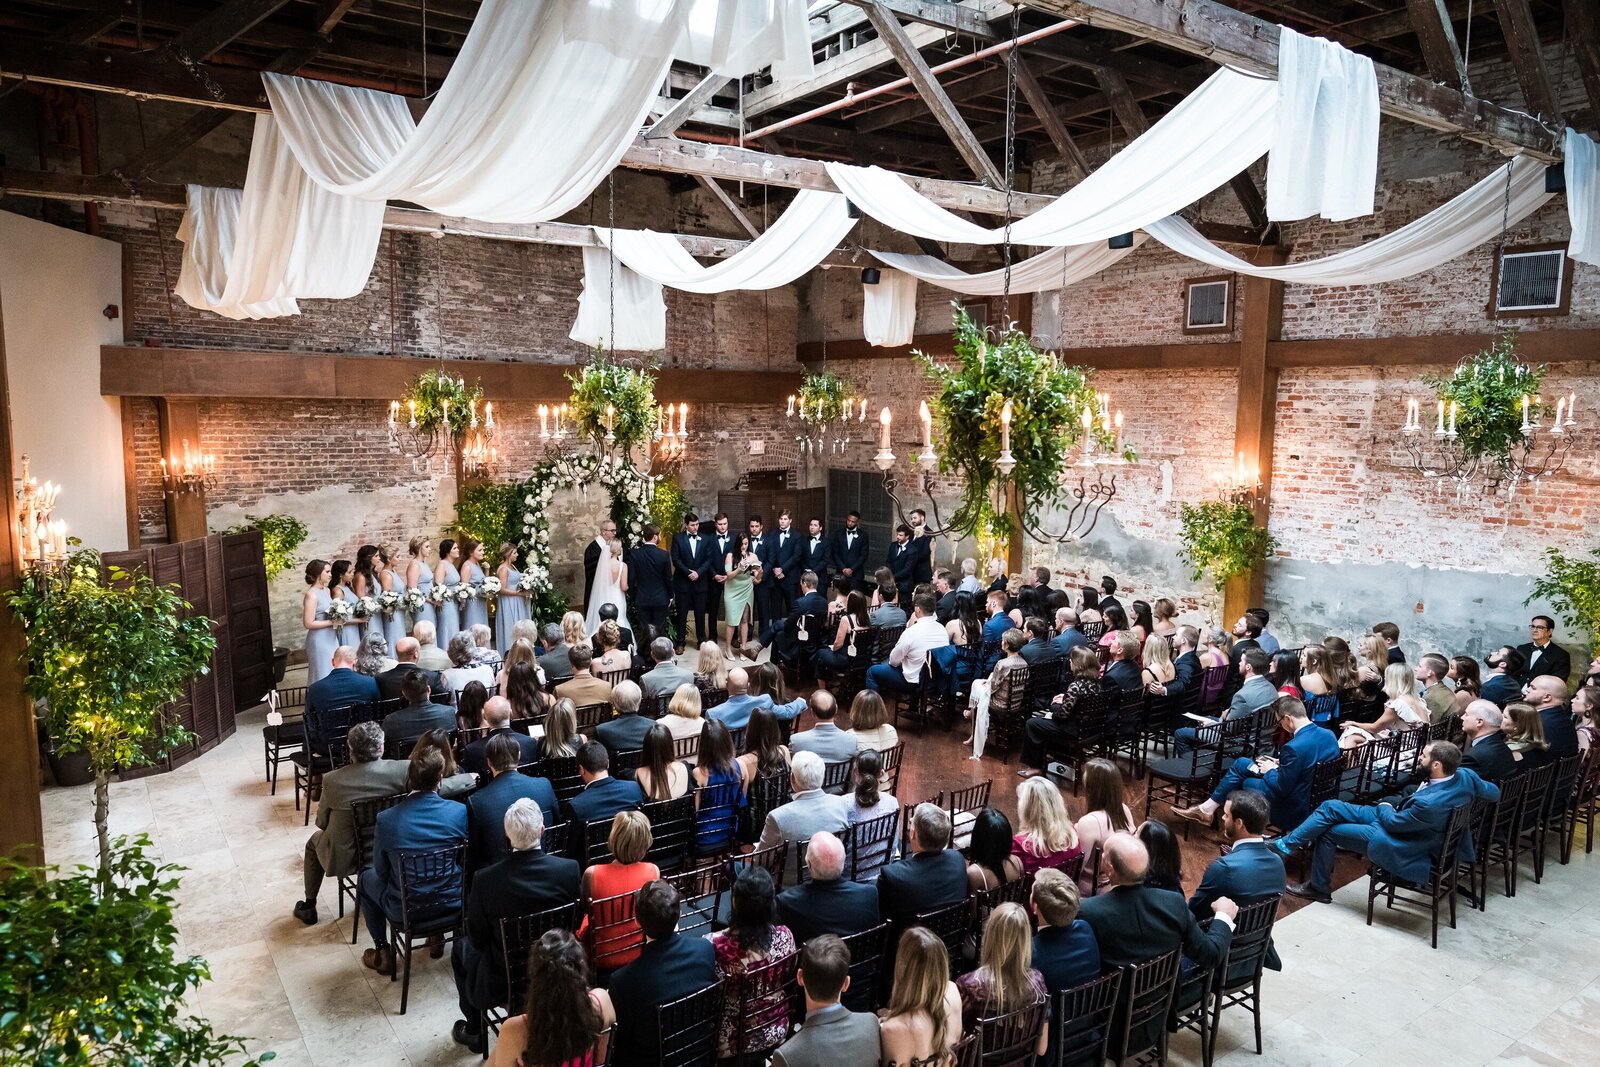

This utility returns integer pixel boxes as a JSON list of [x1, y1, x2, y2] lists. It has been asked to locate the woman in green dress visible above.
[[722, 532, 761, 657]]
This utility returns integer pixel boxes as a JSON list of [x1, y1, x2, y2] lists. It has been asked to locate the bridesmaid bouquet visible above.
[[427, 585, 448, 607], [379, 590, 402, 617], [325, 599, 354, 623], [403, 588, 428, 614], [519, 564, 551, 594], [481, 576, 503, 597], [453, 584, 475, 606], [359, 595, 382, 619]]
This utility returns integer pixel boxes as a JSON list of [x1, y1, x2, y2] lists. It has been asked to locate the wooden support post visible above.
[[1222, 247, 1286, 627], [155, 399, 209, 543], [1406, 0, 1471, 91], [1004, 482, 1024, 577], [0, 274, 45, 863]]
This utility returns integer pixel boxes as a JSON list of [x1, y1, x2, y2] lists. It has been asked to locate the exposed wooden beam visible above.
[[646, 73, 733, 138], [1227, 173, 1271, 236], [1571, 0, 1600, 134], [1095, 68, 1148, 139], [169, 0, 293, 64], [1029, 0, 1562, 160], [1015, 56, 1090, 179], [1223, 244, 1285, 624], [101, 346, 804, 403], [155, 400, 208, 541], [1493, 0, 1562, 123], [862, 2, 1006, 186], [1266, 330, 1600, 368], [839, 0, 999, 39], [798, 335, 1234, 365], [49, 0, 129, 44], [315, 0, 360, 35], [694, 176, 763, 239], [0, 37, 269, 109], [745, 17, 948, 117], [1027, 33, 1206, 93], [1405, 0, 1470, 91]]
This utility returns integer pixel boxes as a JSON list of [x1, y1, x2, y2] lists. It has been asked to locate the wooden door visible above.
[[221, 529, 274, 712]]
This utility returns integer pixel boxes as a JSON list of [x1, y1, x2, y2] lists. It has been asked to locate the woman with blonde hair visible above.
[[594, 620, 632, 673], [662, 683, 705, 745], [561, 611, 589, 653], [1151, 597, 1178, 637], [1503, 701, 1552, 767], [955, 903, 1048, 1049], [1013, 776, 1081, 875], [493, 542, 531, 653], [1339, 662, 1427, 748], [1073, 758, 1133, 895], [1354, 633, 1388, 689], [878, 927, 962, 1067], [578, 811, 659, 969], [696, 641, 729, 689], [497, 637, 538, 693], [1140, 633, 1175, 688], [539, 698, 585, 759], [1197, 627, 1229, 669], [847, 690, 900, 752], [406, 535, 436, 629]]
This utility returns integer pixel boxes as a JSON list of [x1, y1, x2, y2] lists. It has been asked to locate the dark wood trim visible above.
[[1224, 247, 1286, 625], [1489, 243, 1575, 321], [1181, 274, 1236, 336], [155, 399, 208, 543], [1266, 329, 1600, 369], [119, 398, 141, 549], [102, 346, 803, 403]]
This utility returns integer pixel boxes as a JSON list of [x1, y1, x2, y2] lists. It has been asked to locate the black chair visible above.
[[262, 699, 305, 795], [743, 772, 792, 846], [1464, 772, 1528, 905], [975, 997, 1049, 1067], [880, 740, 906, 796], [387, 843, 467, 1014], [340, 791, 408, 942], [947, 781, 993, 851], [730, 842, 789, 893], [539, 755, 585, 803], [1366, 801, 1474, 948], [849, 808, 900, 881], [1041, 687, 1115, 795], [541, 821, 570, 858], [294, 700, 377, 822], [1561, 748, 1600, 862], [1540, 753, 1584, 873], [587, 889, 646, 977], [1144, 717, 1254, 839], [986, 663, 1033, 756], [1108, 688, 1149, 780], [655, 981, 725, 1067], [574, 701, 613, 732], [1112, 949, 1181, 1065], [820, 757, 855, 795], [914, 898, 973, 977], [613, 747, 645, 776], [1046, 970, 1122, 1067], [1510, 760, 1559, 889], [698, 685, 729, 711], [645, 793, 697, 873], [970, 872, 1035, 958], [1171, 896, 1280, 1067], [666, 863, 724, 939], [582, 815, 619, 869], [838, 921, 892, 1013], [485, 902, 580, 1036], [725, 950, 800, 1065], [692, 780, 744, 861]]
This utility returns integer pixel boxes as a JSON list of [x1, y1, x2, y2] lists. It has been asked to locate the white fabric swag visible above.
[[862, 268, 918, 347], [1267, 26, 1379, 221], [1567, 128, 1600, 268], [570, 246, 667, 352], [175, 186, 299, 321], [1146, 156, 1553, 285], [868, 235, 1146, 296]]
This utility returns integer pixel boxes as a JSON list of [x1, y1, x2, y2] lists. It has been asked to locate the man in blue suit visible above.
[[749, 515, 777, 629], [1174, 697, 1339, 831], [608, 880, 719, 1067], [358, 746, 468, 976], [1030, 868, 1101, 1067], [562, 742, 643, 831], [980, 589, 1013, 673], [801, 517, 833, 585], [767, 510, 806, 618], [831, 511, 869, 591], [1271, 740, 1498, 903], [307, 645, 380, 718], [1187, 790, 1286, 971], [708, 666, 775, 731], [1527, 675, 1581, 760], [753, 571, 831, 667], [671, 512, 715, 654], [464, 734, 558, 874], [1480, 647, 1525, 708]]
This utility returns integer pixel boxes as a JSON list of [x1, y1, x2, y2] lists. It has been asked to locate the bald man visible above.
[[307, 644, 380, 718], [776, 831, 881, 943], [708, 666, 774, 731], [1525, 675, 1580, 759], [458, 695, 539, 775]]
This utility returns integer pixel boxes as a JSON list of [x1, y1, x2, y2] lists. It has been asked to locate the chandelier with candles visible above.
[[14, 455, 68, 568], [787, 372, 869, 458], [536, 352, 690, 476], [388, 370, 497, 470], [159, 438, 218, 496]]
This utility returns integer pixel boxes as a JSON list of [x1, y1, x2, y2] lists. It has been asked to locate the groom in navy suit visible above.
[[670, 513, 714, 652], [768, 510, 805, 619], [628, 524, 673, 644]]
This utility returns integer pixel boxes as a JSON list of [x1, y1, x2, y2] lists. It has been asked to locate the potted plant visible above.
[[216, 513, 307, 684], [0, 834, 271, 1064], [1528, 545, 1600, 644], [5, 548, 216, 878]]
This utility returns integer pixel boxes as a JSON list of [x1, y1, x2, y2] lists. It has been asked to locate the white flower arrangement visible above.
[[481, 575, 503, 597], [427, 584, 449, 606], [358, 595, 382, 618], [379, 590, 402, 616], [453, 584, 475, 605], [325, 599, 354, 623], [519, 565, 551, 594], [402, 588, 428, 614]]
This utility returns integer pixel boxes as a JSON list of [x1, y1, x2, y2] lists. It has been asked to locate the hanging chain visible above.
[[999, 5, 1021, 330], [607, 174, 617, 360], [435, 225, 445, 363], [420, 0, 430, 99], [1491, 156, 1514, 308]]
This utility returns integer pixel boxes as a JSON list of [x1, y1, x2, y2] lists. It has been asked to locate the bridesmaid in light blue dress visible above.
[[406, 536, 436, 631], [354, 545, 385, 644], [495, 542, 531, 651], [460, 539, 490, 632], [302, 560, 340, 684], [435, 538, 462, 650], [329, 559, 360, 648], [380, 546, 409, 650]]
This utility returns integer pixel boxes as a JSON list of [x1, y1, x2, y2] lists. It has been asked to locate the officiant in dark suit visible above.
[[671, 512, 714, 653], [832, 512, 869, 591], [628, 524, 673, 644], [802, 517, 832, 586], [583, 519, 618, 615]]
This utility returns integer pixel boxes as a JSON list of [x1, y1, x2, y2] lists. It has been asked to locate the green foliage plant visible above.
[[0, 835, 272, 1066], [452, 481, 521, 554], [3, 549, 216, 880], [400, 369, 485, 438], [1178, 498, 1277, 593], [1528, 545, 1600, 641], [1421, 331, 1547, 478], [567, 349, 659, 451], [649, 477, 688, 537], [797, 371, 855, 422], [917, 305, 1131, 541], [214, 514, 307, 579]]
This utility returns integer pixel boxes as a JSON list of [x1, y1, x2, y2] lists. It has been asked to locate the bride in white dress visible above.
[[584, 537, 629, 636]]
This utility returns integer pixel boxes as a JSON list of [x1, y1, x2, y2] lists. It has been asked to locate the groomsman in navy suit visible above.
[[832, 511, 869, 591], [907, 509, 935, 588], [769, 510, 805, 618], [749, 515, 776, 630], [671, 512, 715, 652], [707, 513, 734, 640], [802, 517, 832, 586]]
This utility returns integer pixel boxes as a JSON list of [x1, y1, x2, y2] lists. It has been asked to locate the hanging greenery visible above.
[[797, 371, 855, 422], [1421, 330, 1547, 475], [567, 348, 659, 450], [1527, 545, 1600, 640], [917, 305, 1132, 540], [400, 369, 485, 438], [649, 476, 689, 536], [214, 513, 307, 578], [453, 481, 522, 554], [1177, 498, 1277, 592]]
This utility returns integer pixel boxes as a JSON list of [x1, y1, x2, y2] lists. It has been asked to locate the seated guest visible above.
[[413, 619, 453, 671], [710, 867, 797, 1059], [486, 928, 614, 1067], [443, 632, 496, 695], [1372, 621, 1404, 664], [293, 722, 409, 926], [980, 589, 1013, 667], [1030, 868, 1100, 997], [696, 640, 730, 689], [596, 680, 652, 757], [968, 628, 1029, 754], [1339, 662, 1428, 748], [691, 719, 745, 856], [465, 734, 558, 872], [640, 637, 694, 700], [536, 621, 573, 686], [966, 807, 1024, 892], [555, 644, 613, 707], [750, 569, 829, 663], [956, 903, 1049, 1051], [1480, 647, 1525, 708], [1018, 616, 1062, 666], [1187, 790, 1286, 973], [1450, 654, 1483, 715], [1139, 820, 1184, 893], [1052, 607, 1089, 658], [1198, 626, 1229, 669], [375, 637, 446, 702], [739, 707, 792, 790], [579, 811, 659, 970], [1458, 700, 1516, 781], [504, 658, 555, 723], [458, 695, 540, 776], [1252, 608, 1280, 655], [357, 746, 468, 976], [1417, 653, 1458, 724], [1174, 649, 1275, 753], [1226, 613, 1263, 683], [381, 670, 457, 746], [662, 683, 707, 746], [708, 666, 774, 731], [355, 634, 394, 678], [1173, 696, 1340, 832], [878, 928, 962, 1067], [1517, 614, 1572, 685], [1574, 686, 1600, 753], [591, 602, 635, 656], [772, 935, 881, 1067], [789, 690, 856, 762], [536, 698, 586, 760], [1141, 633, 1176, 691], [931, 569, 959, 625], [564, 742, 643, 831], [455, 680, 490, 732], [469, 624, 500, 669], [870, 566, 907, 629], [1502, 701, 1552, 768], [635, 723, 691, 801], [956, 557, 983, 596], [1271, 741, 1499, 903], [607, 881, 718, 1067], [751, 661, 807, 721], [1014, 776, 1082, 876], [1149, 624, 1202, 698], [593, 620, 633, 674], [1525, 674, 1580, 759], [816, 590, 872, 675], [408, 729, 478, 798], [1103, 630, 1143, 692], [450, 798, 580, 1053], [1073, 759, 1134, 896], [307, 645, 380, 717], [877, 803, 969, 929], [866, 593, 947, 696], [757, 751, 850, 880], [845, 689, 899, 752], [1020, 646, 1105, 776], [497, 629, 538, 692], [846, 748, 898, 872], [777, 831, 880, 943]]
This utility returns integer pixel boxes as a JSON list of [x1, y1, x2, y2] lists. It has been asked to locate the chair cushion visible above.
[[1147, 755, 1220, 782]]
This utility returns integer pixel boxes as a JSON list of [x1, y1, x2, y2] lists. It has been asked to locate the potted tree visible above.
[[5, 548, 216, 876], [215, 513, 307, 684]]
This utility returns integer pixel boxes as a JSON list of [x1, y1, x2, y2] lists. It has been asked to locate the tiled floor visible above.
[[39, 664, 1600, 1067]]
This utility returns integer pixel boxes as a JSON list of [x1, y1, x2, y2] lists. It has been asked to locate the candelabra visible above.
[[1214, 450, 1265, 505], [160, 438, 218, 495], [387, 390, 496, 467], [1400, 391, 1580, 495], [788, 393, 869, 458], [460, 430, 498, 476], [534, 399, 692, 476], [14, 455, 68, 567]]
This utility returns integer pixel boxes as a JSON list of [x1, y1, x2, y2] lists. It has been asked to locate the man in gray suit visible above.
[[382, 670, 457, 744], [1175, 648, 1277, 754], [772, 935, 880, 1067], [413, 619, 454, 672], [293, 721, 410, 925], [536, 623, 572, 686], [787, 691, 856, 763], [758, 751, 850, 881], [640, 637, 695, 700]]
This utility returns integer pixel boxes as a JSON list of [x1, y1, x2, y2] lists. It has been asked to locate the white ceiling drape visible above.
[[867, 236, 1146, 296], [570, 246, 668, 352], [863, 268, 918, 347], [1567, 128, 1600, 268]]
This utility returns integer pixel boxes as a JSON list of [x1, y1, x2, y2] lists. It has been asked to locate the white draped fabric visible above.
[[1267, 26, 1379, 221], [570, 246, 668, 351], [595, 190, 856, 292], [862, 268, 918, 347], [1568, 128, 1600, 268], [1145, 156, 1552, 285], [175, 186, 300, 321], [867, 235, 1146, 296]]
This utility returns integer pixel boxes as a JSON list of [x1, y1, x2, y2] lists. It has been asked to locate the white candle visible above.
[[787, 395, 795, 417], [1568, 392, 1577, 425], [678, 402, 688, 436], [1114, 410, 1124, 454], [1435, 400, 1445, 435], [1448, 401, 1458, 438], [919, 400, 932, 453], [442, 398, 450, 426], [1555, 397, 1567, 432], [485, 401, 494, 429], [409, 399, 417, 428], [538, 404, 549, 438], [1000, 400, 1012, 456], [879, 406, 892, 450], [1522, 394, 1530, 432]]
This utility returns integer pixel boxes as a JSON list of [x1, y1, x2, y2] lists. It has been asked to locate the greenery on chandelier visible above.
[[214, 513, 307, 579], [1177, 498, 1277, 592], [797, 371, 855, 422], [1528, 545, 1600, 640], [0, 836, 271, 1066], [916, 305, 1132, 540], [1421, 331, 1547, 474], [401, 369, 486, 438], [567, 349, 659, 450], [453, 481, 522, 556], [4, 549, 216, 880], [649, 476, 688, 536]]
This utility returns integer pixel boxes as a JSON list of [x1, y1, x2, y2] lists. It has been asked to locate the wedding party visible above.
[[3, 2, 1600, 1067]]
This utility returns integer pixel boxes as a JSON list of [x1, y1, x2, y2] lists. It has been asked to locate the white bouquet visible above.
[[402, 588, 428, 614], [519, 564, 551, 594], [427, 584, 448, 607], [454, 584, 475, 605], [481, 575, 503, 597], [379, 590, 402, 616], [358, 595, 381, 618], [325, 599, 354, 623]]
